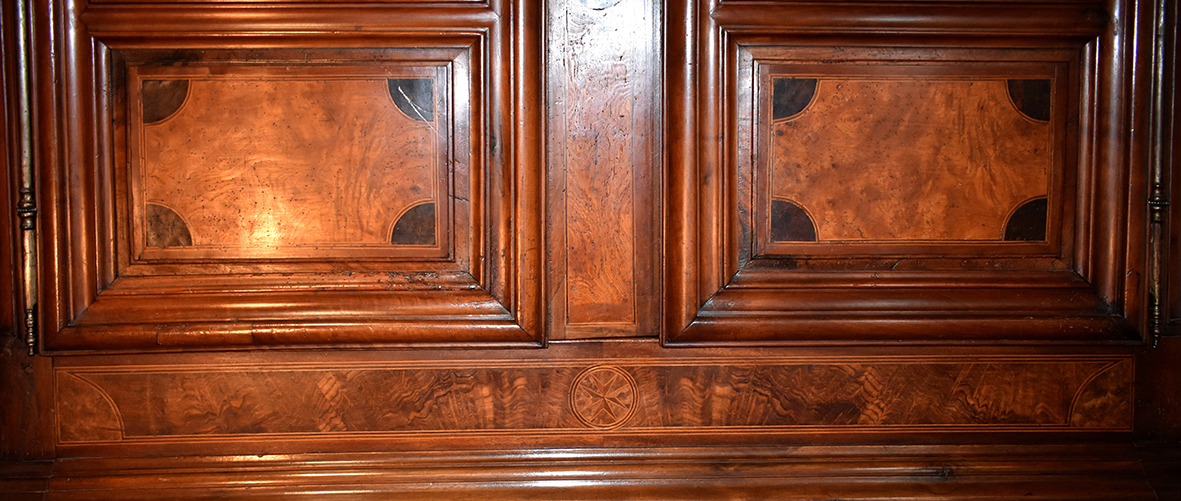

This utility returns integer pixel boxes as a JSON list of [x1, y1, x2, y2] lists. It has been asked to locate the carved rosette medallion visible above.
[[569, 366, 638, 429]]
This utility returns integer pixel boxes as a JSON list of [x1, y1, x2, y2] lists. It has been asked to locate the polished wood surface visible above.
[[545, 0, 661, 338], [133, 67, 448, 255], [33, 2, 545, 350], [0, 445, 1163, 500], [1, 0, 1178, 498], [665, 0, 1141, 344], [0, 0, 54, 462], [762, 76, 1051, 242], [51, 345, 1132, 449]]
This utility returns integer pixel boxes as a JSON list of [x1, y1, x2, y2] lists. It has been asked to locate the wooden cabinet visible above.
[[2, 0, 1179, 498]]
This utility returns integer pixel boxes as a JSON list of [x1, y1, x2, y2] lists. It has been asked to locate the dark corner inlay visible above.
[[141, 80, 190, 124], [1004, 197, 1048, 241], [770, 199, 818, 242], [145, 203, 192, 247], [772, 78, 818, 120], [1007, 79, 1052, 122], [388, 79, 435, 122], [392, 202, 436, 245]]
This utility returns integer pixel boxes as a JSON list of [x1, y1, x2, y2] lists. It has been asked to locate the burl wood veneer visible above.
[[665, 8, 1133, 344], [545, 0, 662, 338], [52, 346, 1133, 453], [762, 75, 1051, 243], [35, 0, 546, 350], [134, 69, 447, 256], [2, 0, 1175, 498]]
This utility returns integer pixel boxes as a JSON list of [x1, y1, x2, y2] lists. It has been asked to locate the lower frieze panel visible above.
[[53, 347, 1134, 449]]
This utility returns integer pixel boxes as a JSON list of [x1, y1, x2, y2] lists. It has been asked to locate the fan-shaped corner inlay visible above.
[[772, 78, 818, 120], [388, 78, 435, 122], [145, 203, 193, 247], [770, 199, 818, 242], [1007, 79, 1052, 122], [141, 79, 190, 124], [391, 202, 436, 245], [1003, 197, 1048, 241]]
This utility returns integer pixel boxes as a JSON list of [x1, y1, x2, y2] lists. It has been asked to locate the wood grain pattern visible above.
[[54, 355, 1132, 443], [34, 4, 548, 349], [665, 18, 1142, 343], [3, 0, 1175, 498], [55, 373, 121, 443], [133, 68, 445, 255], [545, 0, 660, 337], [764, 76, 1050, 242], [1069, 359, 1134, 428]]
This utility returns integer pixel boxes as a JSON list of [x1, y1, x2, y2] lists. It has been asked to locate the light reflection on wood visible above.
[[139, 77, 439, 249]]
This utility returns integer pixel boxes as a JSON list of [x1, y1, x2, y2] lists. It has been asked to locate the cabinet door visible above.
[[32, 0, 543, 351], [666, 0, 1149, 344]]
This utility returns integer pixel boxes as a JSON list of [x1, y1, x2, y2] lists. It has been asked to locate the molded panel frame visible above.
[[665, 0, 1149, 345], [33, 0, 544, 352]]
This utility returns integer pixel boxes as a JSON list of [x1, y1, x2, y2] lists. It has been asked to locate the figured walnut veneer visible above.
[[664, 24, 1134, 344], [765, 77, 1051, 242], [134, 72, 445, 255], [1, 0, 1173, 497], [544, 0, 662, 338], [31, 0, 547, 350], [55, 353, 1131, 447]]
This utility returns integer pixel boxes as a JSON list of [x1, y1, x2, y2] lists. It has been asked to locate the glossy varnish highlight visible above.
[[545, 0, 661, 338], [133, 69, 446, 255]]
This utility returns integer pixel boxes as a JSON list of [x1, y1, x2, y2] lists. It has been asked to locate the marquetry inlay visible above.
[[570, 366, 639, 429]]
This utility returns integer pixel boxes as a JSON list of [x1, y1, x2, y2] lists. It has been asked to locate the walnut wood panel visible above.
[[131, 66, 449, 259], [665, 0, 1148, 344], [54, 352, 1132, 446], [545, 0, 661, 338], [33, 1, 545, 351], [747, 50, 1075, 255], [747, 54, 1071, 259], [761, 74, 1052, 244]]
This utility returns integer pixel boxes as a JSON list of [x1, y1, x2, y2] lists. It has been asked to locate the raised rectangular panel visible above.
[[36, 4, 543, 351], [754, 62, 1065, 254], [666, 0, 1143, 344], [125, 58, 454, 263], [544, 0, 662, 339]]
